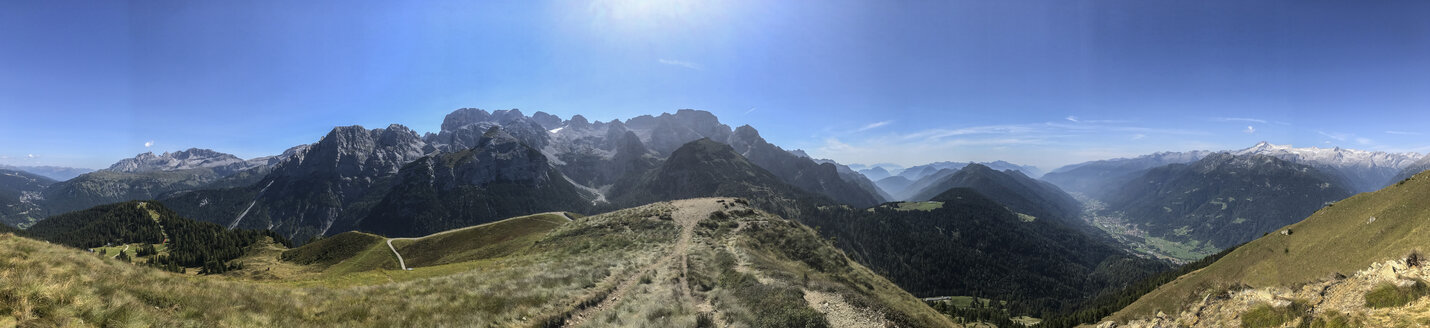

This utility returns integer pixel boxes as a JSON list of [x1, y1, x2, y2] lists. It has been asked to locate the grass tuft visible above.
[[1364, 280, 1430, 308]]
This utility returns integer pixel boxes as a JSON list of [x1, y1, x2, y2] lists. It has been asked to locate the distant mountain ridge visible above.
[[1393, 155, 1430, 183], [151, 108, 885, 242], [0, 165, 93, 181], [357, 126, 589, 237], [105, 148, 264, 176], [909, 163, 1087, 228], [897, 160, 1044, 181], [0, 169, 55, 228], [0, 147, 301, 228], [1111, 169, 1430, 325], [1105, 152, 1354, 249], [1043, 150, 1213, 199], [1232, 141, 1423, 193], [165, 124, 433, 242]]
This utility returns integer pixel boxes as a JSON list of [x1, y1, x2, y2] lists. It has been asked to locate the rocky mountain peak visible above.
[[440, 108, 493, 132], [104, 148, 247, 173], [1232, 142, 1424, 192], [277, 125, 429, 179], [532, 111, 563, 130], [567, 114, 591, 128]]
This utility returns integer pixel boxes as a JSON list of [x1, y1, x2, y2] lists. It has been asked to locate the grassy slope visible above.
[[1112, 171, 1430, 322], [279, 231, 388, 269], [2, 200, 955, 327], [390, 212, 569, 267]]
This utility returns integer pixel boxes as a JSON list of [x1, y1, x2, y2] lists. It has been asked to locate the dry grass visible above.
[[0, 199, 956, 327]]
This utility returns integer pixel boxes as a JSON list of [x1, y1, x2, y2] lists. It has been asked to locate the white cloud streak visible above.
[[1216, 117, 1268, 124], [144, 140, 154, 148], [807, 119, 1216, 169], [1317, 131, 1350, 141], [657, 58, 702, 70], [1386, 131, 1422, 135], [856, 121, 893, 132], [1244, 126, 1256, 134]]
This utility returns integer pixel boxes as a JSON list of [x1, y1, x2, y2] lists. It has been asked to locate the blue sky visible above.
[[2, 0, 1428, 170]]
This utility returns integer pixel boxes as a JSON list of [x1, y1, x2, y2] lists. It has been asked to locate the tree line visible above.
[[25, 201, 290, 274]]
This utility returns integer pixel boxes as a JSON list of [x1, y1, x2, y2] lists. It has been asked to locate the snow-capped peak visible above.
[[1233, 142, 1423, 169]]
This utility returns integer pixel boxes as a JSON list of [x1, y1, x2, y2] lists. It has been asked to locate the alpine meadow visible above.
[[4, 1, 1430, 327]]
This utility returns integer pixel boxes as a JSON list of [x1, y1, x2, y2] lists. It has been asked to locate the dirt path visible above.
[[112, 245, 129, 259], [803, 290, 887, 328], [563, 199, 723, 327], [386, 239, 408, 271]]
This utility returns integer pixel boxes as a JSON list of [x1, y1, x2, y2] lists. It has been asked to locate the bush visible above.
[[1241, 301, 1308, 328], [695, 313, 715, 328], [1364, 280, 1430, 308], [1309, 311, 1356, 328]]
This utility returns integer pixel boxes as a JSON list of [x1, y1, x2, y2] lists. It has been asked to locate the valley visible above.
[[3, 107, 1427, 327], [5, 3, 1429, 325]]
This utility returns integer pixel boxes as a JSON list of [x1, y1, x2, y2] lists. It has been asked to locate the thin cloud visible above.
[[26, 154, 36, 159], [1215, 117, 1268, 124], [1132, 134, 1146, 140], [1317, 131, 1350, 141], [144, 140, 154, 148], [1356, 137, 1374, 145], [1064, 115, 1132, 124], [1244, 126, 1256, 134], [901, 121, 1206, 142], [1386, 131, 1422, 135], [657, 58, 702, 70], [899, 124, 1036, 141], [857, 121, 893, 132], [743, 107, 757, 115]]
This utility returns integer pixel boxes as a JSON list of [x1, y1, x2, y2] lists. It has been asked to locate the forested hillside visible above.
[[25, 201, 288, 273]]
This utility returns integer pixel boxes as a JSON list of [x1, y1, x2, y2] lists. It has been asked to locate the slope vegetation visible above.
[[1, 199, 956, 327], [25, 201, 288, 272], [908, 163, 1085, 229], [0, 169, 54, 228], [1110, 169, 1430, 323], [609, 138, 1161, 318], [388, 212, 570, 267], [1105, 153, 1353, 250], [816, 188, 1167, 316]]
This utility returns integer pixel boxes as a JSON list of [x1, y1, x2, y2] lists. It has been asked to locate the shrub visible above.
[[1241, 301, 1308, 328], [1309, 311, 1356, 328], [695, 313, 715, 328], [1364, 280, 1430, 308]]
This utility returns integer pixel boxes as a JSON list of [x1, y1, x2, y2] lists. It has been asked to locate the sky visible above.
[[2, 0, 1429, 170]]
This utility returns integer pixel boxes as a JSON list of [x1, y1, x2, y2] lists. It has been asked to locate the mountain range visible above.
[[0, 148, 301, 228], [1105, 153, 1354, 250], [0, 164, 93, 181], [1232, 141, 1423, 193], [149, 109, 886, 243], [1106, 169, 1430, 327], [7, 107, 1429, 327]]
